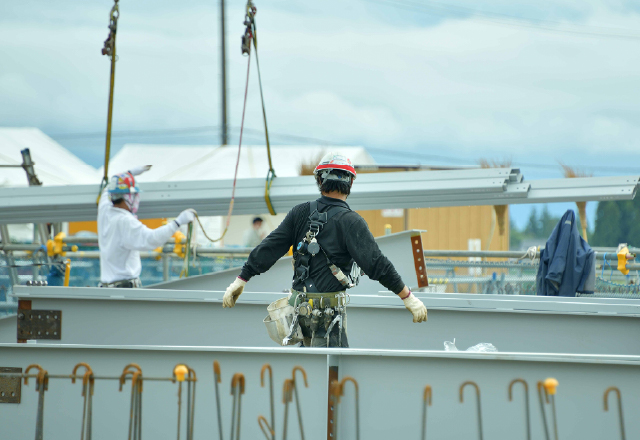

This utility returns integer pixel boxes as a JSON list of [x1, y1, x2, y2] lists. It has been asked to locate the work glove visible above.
[[129, 165, 152, 176], [402, 292, 428, 323], [175, 209, 196, 226], [223, 277, 246, 308]]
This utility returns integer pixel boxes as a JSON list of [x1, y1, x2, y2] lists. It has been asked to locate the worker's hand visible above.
[[129, 165, 152, 176], [175, 209, 196, 226], [401, 291, 428, 323], [223, 277, 246, 308]]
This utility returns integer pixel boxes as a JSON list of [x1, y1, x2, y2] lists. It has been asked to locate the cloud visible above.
[[0, 0, 639, 174]]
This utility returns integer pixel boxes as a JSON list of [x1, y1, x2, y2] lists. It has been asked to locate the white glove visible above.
[[175, 209, 196, 226], [223, 277, 246, 308], [129, 165, 152, 176], [402, 293, 428, 323]]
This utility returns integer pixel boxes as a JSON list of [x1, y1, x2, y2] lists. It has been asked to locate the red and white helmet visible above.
[[313, 152, 356, 183]]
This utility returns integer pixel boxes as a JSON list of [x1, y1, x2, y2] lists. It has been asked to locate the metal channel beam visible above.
[[1, 169, 637, 224], [149, 229, 425, 293], [6, 287, 640, 355], [0, 168, 517, 223], [0, 344, 639, 440]]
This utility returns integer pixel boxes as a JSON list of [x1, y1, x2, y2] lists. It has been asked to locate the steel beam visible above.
[[148, 229, 425, 293], [0, 343, 639, 440], [1, 169, 636, 224], [5, 286, 640, 355]]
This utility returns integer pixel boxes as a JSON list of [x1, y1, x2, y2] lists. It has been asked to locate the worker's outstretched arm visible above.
[[119, 209, 195, 251], [223, 207, 297, 308], [345, 215, 427, 323]]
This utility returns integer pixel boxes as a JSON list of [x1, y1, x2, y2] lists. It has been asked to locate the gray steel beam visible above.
[[148, 229, 425, 293], [1, 169, 636, 224], [423, 249, 636, 260], [0, 344, 639, 440], [6, 286, 640, 355]]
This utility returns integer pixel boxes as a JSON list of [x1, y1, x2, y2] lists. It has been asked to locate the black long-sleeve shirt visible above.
[[239, 195, 405, 294]]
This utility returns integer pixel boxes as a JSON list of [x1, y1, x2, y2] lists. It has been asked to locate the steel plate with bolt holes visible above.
[[0, 367, 22, 403], [16, 309, 62, 340]]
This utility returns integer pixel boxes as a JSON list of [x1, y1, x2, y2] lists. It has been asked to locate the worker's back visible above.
[[98, 198, 142, 284]]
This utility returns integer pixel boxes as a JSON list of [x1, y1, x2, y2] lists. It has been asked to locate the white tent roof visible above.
[[106, 145, 376, 182], [0, 128, 99, 187]]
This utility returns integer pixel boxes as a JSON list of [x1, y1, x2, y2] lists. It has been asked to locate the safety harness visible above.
[[292, 201, 361, 293], [285, 200, 363, 347]]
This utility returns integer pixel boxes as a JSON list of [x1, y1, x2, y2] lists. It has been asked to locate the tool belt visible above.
[[288, 290, 346, 309], [98, 278, 142, 288]]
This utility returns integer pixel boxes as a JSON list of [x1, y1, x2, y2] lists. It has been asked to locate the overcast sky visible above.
[[1, 0, 639, 229]]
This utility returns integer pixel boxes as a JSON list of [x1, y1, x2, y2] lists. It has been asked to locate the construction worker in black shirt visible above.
[[222, 152, 427, 347]]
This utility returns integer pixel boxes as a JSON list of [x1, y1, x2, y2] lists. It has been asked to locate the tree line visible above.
[[510, 196, 640, 249]]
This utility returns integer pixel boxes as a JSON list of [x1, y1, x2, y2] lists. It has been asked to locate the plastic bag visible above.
[[444, 339, 498, 352], [466, 342, 498, 353], [444, 339, 459, 351]]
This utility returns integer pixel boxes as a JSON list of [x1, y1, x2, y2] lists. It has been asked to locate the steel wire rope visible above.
[[97, 0, 120, 205], [249, 7, 277, 215], [179, 45, 253, 253]]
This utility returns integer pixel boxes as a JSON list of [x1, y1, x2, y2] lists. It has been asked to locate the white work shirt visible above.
[[98, 189, 178, 284]]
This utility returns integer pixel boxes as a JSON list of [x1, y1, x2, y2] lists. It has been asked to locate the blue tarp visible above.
[[537, 209, 595, 297]]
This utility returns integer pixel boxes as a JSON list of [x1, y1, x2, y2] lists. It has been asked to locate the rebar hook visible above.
[[337, 377, 360, 440], [604, 387, 626, 440], [536, 381, 551, 440], [290, 366, 307, 440], [72, 363, 95, 395], [212, 361, 224, 440], [258, 415, 274, 440], [508, 379, 531, 440], [459, 381, 483, 440], [230, 373, 246, 440], [282, 379, 295, 440], [260, 364, 275, 440], [24, 364, 48, 390], [421, 385, 432, 440]]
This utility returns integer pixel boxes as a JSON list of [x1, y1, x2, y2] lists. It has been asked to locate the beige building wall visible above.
[[358, 205, 510, 251]]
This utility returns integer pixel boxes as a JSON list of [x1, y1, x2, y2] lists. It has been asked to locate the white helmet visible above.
[[313, 152, 357, 183]]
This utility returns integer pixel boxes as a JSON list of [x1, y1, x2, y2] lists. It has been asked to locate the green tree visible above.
[[539, 205, 558, 238], [524, 207, 541, 237], [591, 201, 622, 246], [591, 195, 640, 247]]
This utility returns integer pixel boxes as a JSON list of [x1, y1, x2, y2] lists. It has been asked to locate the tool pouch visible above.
[[263, 297, 303, 346]]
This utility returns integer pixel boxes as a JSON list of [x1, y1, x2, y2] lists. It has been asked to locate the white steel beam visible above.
[[0, 169, 637, 224]]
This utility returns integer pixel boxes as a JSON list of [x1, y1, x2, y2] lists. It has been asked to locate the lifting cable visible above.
[[97, 0, 120, 205], [243, 0, 277, 215], [178, 0, 275, 275]]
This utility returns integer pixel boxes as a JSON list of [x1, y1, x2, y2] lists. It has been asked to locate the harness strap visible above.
[[293, 201, 351, 288]]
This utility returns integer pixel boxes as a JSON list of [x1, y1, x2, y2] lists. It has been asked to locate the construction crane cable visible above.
[[97, 0, 120, 205], [177, 38, 252, 258], [244, 1, 277, 215]]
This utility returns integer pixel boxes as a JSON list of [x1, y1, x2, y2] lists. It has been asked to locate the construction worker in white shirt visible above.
[[97, 165, 196, 288]]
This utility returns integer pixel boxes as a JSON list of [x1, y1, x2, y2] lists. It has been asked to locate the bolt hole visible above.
[[1, 392, 4, 396], [37, 331, 41, 335], [38, 315, 41, 319], [45, 332, 49, 335], [46, 315, 49, 319], [11, 392, 15, 397], [54, 332, 57, 336]]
